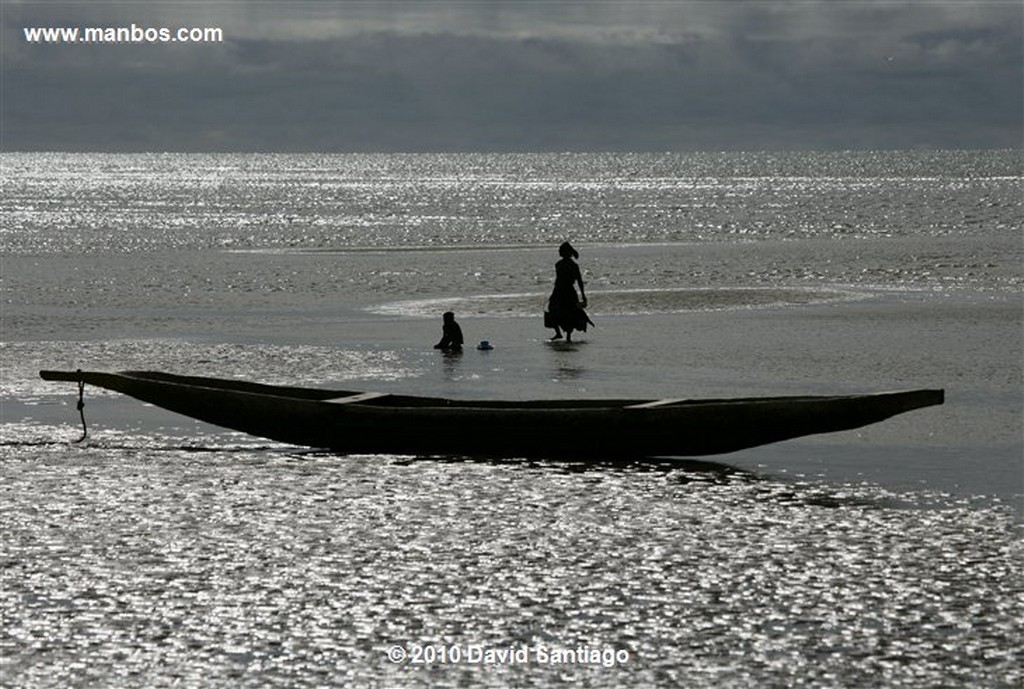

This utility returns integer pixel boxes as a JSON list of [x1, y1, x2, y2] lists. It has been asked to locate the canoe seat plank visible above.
[[324, 392, 390, 405], [625, 399, 687, 409]]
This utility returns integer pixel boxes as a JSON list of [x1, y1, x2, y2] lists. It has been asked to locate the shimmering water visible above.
[[2, 151, 1021, 687]]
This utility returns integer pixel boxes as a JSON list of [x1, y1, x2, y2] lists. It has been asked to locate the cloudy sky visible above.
[[2, 1, 1021, 152]]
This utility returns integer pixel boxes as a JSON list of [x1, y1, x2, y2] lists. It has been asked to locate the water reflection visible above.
[[440, 348, 464, 381], [422, 453, 748, 484], [546, 340, 587, 382], [2, 440, 1020, 688]]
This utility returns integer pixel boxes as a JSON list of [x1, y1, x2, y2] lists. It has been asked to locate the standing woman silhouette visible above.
[[546, 242, 594, 342]]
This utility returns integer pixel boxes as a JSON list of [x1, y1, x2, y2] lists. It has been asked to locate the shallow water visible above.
[[1, 442, 1020, 688], [2, 151, 1021, 687]]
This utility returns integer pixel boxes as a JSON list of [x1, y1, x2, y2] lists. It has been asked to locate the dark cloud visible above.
[[2, 1, 1020, 151]]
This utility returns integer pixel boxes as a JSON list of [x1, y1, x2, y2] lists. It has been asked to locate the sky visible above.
[[2, 1, 1021, 152]]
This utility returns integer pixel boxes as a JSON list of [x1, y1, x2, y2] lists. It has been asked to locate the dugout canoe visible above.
[[39, 370, 943, 458]]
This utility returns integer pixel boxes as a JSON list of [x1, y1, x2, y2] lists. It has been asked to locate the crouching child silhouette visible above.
[[434, 311, 464, 352]]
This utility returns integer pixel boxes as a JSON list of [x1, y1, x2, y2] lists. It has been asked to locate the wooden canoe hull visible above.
[[39, 370, 944, 458]]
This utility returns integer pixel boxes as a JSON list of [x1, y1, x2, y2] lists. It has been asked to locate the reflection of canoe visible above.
[[39, 370, 943, 459]]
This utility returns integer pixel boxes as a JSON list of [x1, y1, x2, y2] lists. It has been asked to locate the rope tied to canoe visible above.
[[74, 370, 88, 442]]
